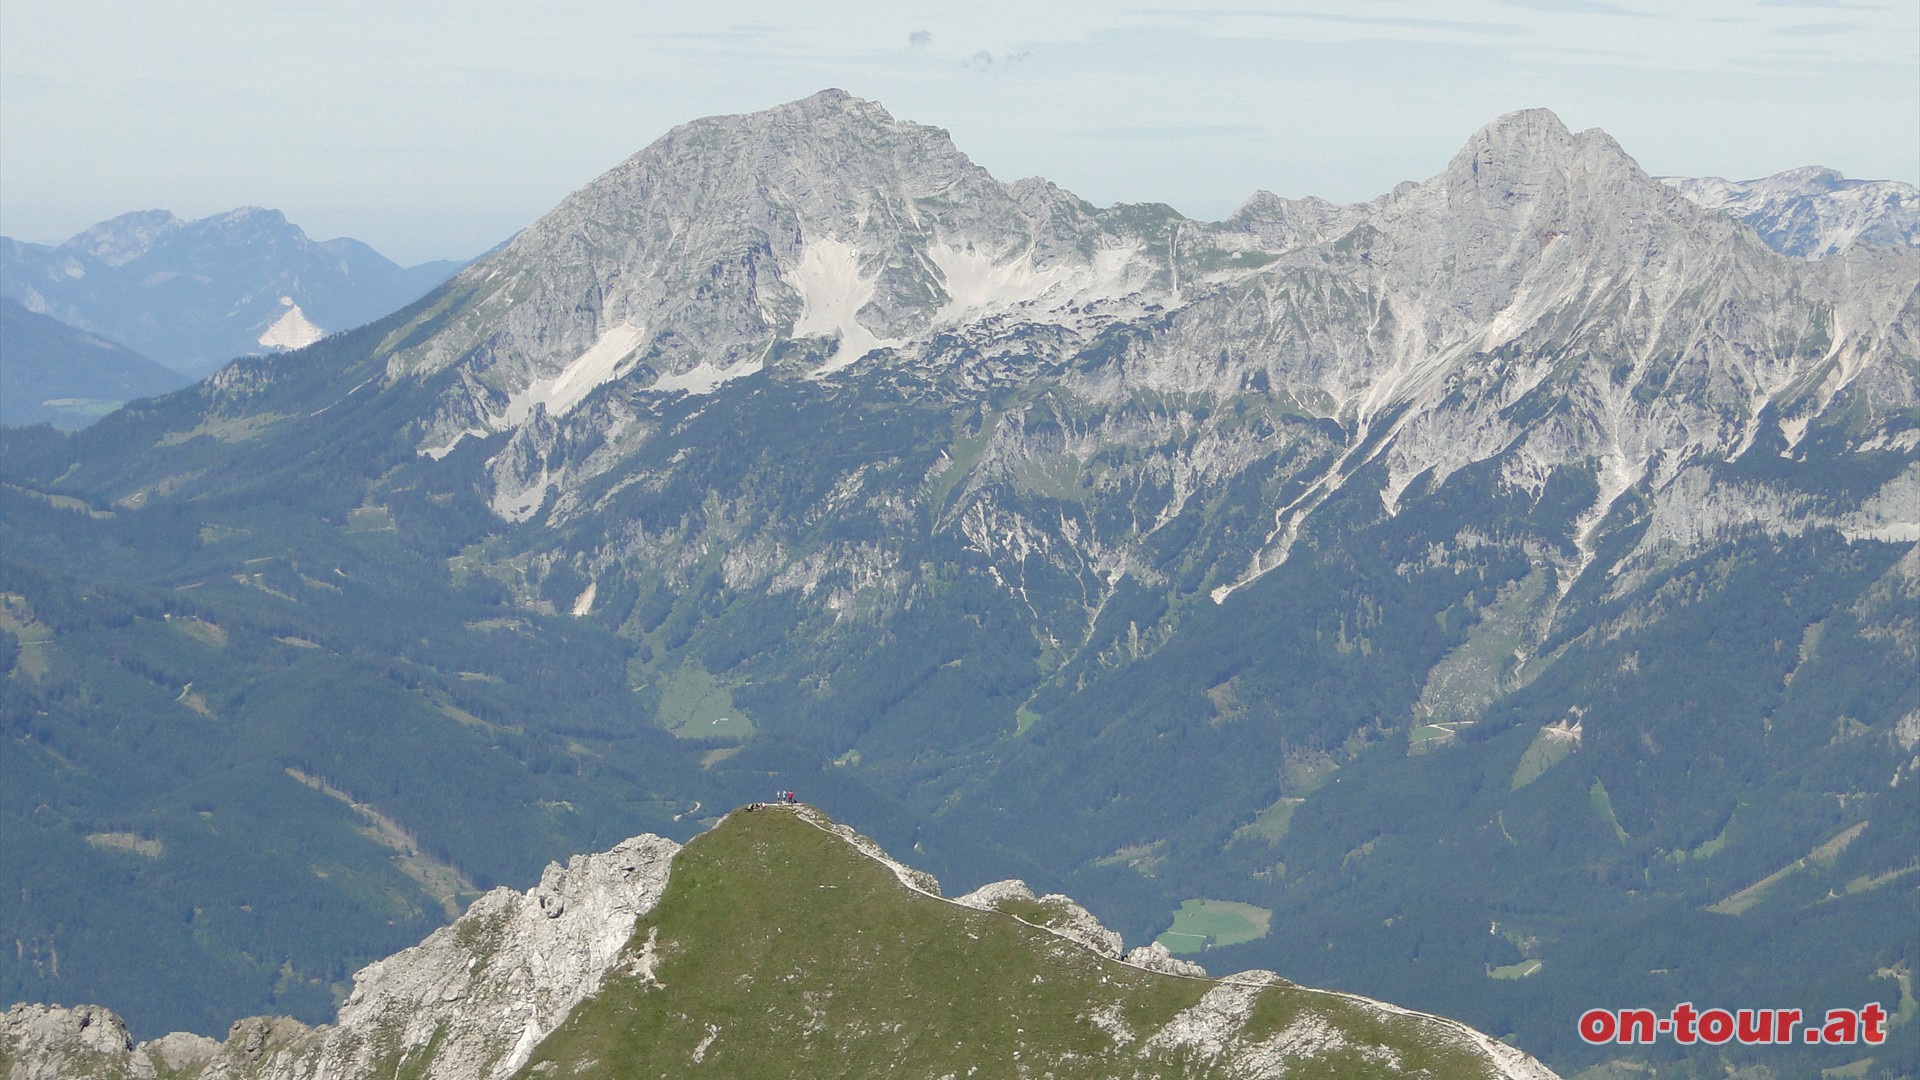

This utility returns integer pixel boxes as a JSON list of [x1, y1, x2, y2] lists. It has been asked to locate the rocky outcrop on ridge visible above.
[[1, 1004, 141, 1080], [0, 833, 681, 1080]]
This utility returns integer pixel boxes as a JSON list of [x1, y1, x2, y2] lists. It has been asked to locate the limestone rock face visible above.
[[953, 877, 1038, 909], [39, 832, 683, 1080], [1027, 892, 1127, 958], [952, 876, 1230, 980], [302, 832, 678, 1080], [954, 877, 1127, 958], [11, 96, 1905, 1080], [1077, 108, 1918, 601], [1124, 941, 1209, 978], [197, 1018, 311, 1078], [1, 1004, 136, 1080], [141, 1031, 221, 1074], [1141, 970, 1562, 1080]]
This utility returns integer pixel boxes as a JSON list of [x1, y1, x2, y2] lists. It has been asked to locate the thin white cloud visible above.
[[1758, 0, 1886, 9], [1498, 0, 1658, 15], [1141, 8, 1528, 37], [1071, 124, 1264, 140], [1775, 20, 1864, 32]]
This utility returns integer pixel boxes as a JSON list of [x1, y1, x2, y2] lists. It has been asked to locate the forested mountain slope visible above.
[[0, 299, 189, 428]]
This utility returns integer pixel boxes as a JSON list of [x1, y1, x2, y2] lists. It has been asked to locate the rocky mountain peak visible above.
[[387, 90, 1186, 462], [2, 95, 1913, 1080], [1452, 107, 1579, 179], [567, 85, 978, 230], [1223, 189, 1364, 252], [1400, 107, 1685, 246], [1340, 105, 1731, 349], [202, 206, 298, 238], [751, 84, 916, 135], [68, 209, 182, 266], [1763, 165, 1848, 194]]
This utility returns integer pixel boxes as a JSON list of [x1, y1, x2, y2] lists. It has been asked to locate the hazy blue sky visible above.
[[2, 1, 1913, 264]]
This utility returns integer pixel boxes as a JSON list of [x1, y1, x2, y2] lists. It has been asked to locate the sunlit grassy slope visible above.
[[518, 808, 1513, 1079]]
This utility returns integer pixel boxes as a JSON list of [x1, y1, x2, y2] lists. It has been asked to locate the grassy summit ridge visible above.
[[1, 805, 1553, 1078], [518, 806, 1519, 1079]]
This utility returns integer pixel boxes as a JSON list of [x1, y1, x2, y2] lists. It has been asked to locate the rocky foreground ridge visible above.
[[2, 806, 1558, 1079]]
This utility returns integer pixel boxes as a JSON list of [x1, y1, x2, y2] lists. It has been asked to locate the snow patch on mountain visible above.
[[569, 580, 597, 616], [257, 298, 324, 350], [649, 354, 763, 395], [6, 210, 461, 375], [790, 238, 903, 373], [420, 428, 487, 461], [1181, 112, 1920, 605], [928, 242, 1074, 323], [504, 321, 646, 424], [1080, 243, 1155, 311]]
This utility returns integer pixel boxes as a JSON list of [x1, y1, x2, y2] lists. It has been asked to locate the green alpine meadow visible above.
[[525, 808, 1535, 1079], [1, 806, 1558, 1078]]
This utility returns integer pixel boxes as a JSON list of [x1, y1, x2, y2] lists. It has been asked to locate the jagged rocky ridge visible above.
[[379, 94, 1918, 658], [3, 833, 676, 1080], [1, 807, 1557, 1079]]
